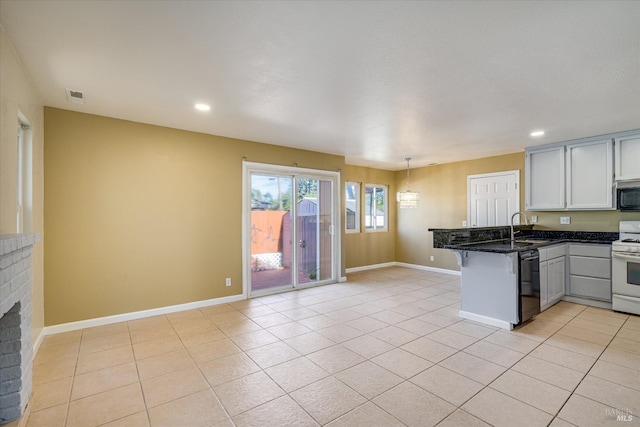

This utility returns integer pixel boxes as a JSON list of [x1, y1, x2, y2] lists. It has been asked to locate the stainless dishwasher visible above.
[[518, 249, 541, 324]]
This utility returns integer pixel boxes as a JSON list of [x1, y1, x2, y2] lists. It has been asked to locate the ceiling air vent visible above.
[[65, 88, 85, 105]]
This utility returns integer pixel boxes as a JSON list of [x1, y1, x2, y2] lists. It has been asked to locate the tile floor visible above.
[[16, 267, 640, 426]]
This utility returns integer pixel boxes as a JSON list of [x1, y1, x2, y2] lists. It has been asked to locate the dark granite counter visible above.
[[430, 225, 534, 248], [432, 226, 618, 254]]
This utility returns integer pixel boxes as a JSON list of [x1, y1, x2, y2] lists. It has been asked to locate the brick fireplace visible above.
[[0, 234, 38, 424]]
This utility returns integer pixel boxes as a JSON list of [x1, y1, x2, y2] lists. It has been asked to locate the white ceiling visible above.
[[1, 1, 639, 170]]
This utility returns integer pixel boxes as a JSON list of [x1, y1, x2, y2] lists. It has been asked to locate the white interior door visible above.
[[468, 170, 520, 227]]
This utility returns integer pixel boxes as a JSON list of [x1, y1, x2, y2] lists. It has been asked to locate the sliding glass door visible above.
[[249, 174, 294, 293], [245, 163, 339, 296], [296, 178, 334, 285]]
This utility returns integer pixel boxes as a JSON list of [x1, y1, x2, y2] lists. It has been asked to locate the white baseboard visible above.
[[459, 310, 513, 330], [345, 262, 396, 273], [394, 262, 461, 276], [40, 263, 458, 338], [42, 294, 245, 336], [346, 261, 460, 276]]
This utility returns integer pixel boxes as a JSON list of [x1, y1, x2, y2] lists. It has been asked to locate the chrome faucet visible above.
[[511, 212, 530, 247]]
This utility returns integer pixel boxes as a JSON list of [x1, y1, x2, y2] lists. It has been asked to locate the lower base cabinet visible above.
[[540, 245, 566, 311], [567, 244, 612, 302], [548, 256, 566, 304]]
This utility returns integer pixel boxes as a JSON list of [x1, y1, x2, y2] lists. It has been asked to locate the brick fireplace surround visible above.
[[0, 234, 38, 424]]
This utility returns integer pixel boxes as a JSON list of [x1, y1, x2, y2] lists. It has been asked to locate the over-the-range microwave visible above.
[[617, 181, 640, 211]]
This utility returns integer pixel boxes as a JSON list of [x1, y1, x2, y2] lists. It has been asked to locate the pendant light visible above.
[[397, 157, 420, 209]]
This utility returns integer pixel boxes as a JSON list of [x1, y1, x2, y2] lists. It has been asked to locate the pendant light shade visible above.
[[397, 157, 420, 209]]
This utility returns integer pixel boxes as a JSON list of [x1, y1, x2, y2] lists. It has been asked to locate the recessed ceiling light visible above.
[[530, 130, 545, 137], [195, 103, 210, 111]]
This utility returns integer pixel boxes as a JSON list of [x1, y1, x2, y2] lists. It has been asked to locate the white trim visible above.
[[345, 261, 460, 276], [241, 160, 250, 300], [345, 181, 360, 234], [32, 328, 46, 358], [243, 161, 341, 298], [345, 262, 396, 273], [459, 310, 513, 330], [338, 276, 347, 282], [364, 183, 389, 232], [42, 294, 245, 336], [394, 262, 461, 276]]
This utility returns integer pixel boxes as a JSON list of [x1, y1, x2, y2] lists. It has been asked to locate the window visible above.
[[365, 184, 387, 231], [345, 182, 360, 233]]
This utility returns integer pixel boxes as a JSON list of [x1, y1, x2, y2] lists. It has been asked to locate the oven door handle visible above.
[[612, 252, 640, 261]]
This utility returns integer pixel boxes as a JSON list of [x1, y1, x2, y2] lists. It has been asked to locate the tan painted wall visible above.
[[343, 165, 396, 269], [0, 29, 45, 343], [396, 151, 640, 272], [44, 108, 346, 325]]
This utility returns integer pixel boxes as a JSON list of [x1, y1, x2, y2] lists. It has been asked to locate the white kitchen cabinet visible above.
[[539, 244, 566, 311], [525, 147, 565, 210], [566, 139, 614, 209], [525, 138, 614, 210], [615, 134, 640, 181], [567, 244, 611, 302], [548, 256, 566, 303]]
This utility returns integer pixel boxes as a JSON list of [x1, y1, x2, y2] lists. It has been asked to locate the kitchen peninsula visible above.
[[432, 226, 618, 330]]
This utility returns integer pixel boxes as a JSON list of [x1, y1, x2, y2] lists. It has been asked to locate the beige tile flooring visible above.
[[17, 267, 640, 426]]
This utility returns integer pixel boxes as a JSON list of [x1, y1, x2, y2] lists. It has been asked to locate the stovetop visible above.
[[613, 221, 640, 252], [615, 221, 640, 250]]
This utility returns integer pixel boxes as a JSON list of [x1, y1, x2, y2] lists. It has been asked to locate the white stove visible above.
[[612, 221, 640, 315]]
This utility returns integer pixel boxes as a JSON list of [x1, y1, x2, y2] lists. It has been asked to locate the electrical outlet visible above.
[[430, 256, 435, 262], [560, 216, 571, 225], [530, 215, 538, 224], [462, 220, 467, 227], [225, 277, 232, 287]]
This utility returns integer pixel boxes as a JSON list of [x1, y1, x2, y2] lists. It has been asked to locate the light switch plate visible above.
[[560, 216, 571, 225]]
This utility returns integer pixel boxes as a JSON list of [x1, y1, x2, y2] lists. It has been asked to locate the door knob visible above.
[[298, 240, 306, 248]]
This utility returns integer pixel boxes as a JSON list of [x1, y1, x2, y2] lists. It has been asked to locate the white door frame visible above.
[[242, 161, 341, 298], [467, 170, 520, 227]]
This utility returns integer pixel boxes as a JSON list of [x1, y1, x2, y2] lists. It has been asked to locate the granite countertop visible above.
[[444, 237, 614, 254], [433, 226, 618, 254]]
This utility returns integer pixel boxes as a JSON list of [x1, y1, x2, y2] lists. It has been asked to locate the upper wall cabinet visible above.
[[526, 138, 614, 211], [615, 134, 640, 181], [566, 139, 613, 210], [525, 147, 565, 210]]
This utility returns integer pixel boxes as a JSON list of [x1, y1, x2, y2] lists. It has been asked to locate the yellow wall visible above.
[[0, 29, 45, 342], [343, 165, 397, 269], [396, 151, 640, 272], [40, 93, 640, 326], [44, 108, 346, 325]]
